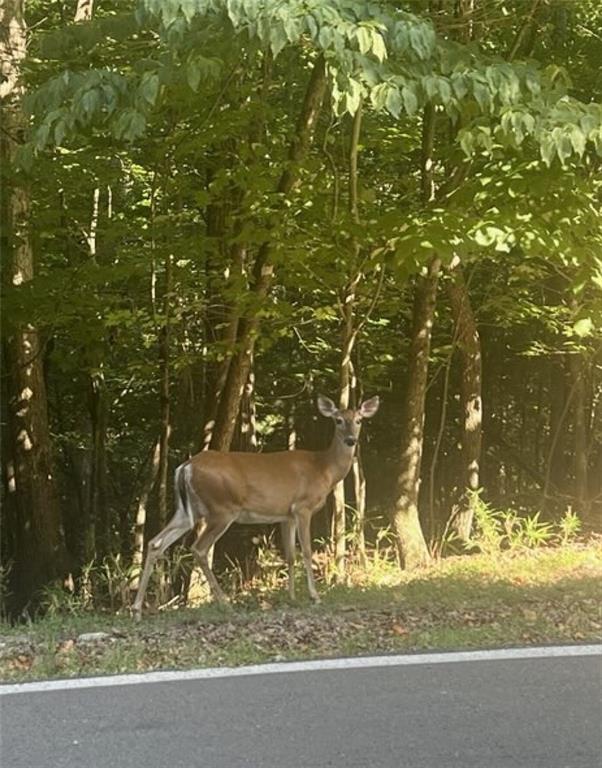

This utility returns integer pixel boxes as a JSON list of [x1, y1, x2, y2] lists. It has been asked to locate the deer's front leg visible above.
[[295, 510, 320, 603]]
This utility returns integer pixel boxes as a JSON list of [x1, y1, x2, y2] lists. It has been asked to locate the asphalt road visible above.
[[2, 651, 600, 768]]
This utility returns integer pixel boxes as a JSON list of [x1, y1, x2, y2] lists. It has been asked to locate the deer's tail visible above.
[[174, 462, 193, 524]]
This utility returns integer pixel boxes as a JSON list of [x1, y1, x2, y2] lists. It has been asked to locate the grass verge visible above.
[[1, 541, 600, 684]]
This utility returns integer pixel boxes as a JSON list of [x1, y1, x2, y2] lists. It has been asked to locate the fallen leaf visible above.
[[392, 624, 409, 636], [57, 639, 75, 654], [10, 654, 33, 671]]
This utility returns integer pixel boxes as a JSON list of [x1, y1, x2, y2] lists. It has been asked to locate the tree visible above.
[[1, 0, 68, 610]]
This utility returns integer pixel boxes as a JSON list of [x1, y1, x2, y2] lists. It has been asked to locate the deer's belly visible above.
[[236, 510, 289, 525]]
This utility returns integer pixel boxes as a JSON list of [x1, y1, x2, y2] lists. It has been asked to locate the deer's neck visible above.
[[324, 436, 355, 487]]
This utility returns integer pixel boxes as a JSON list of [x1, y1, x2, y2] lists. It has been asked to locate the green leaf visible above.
[[54, 119, 66, 146], [305, 14, 318, 40], [402, 86, 417, 116], [386, 87, 402, 118], [573, 318, 593, 338], [140, 73, 160, 105], [473, 82, 490, 111], [555, 131, 573, 165], [270, 24, 287, 57], [371, 30, 387, 63], [437, 77, 452, 106], [318, 25, 332, 50], [371, 83, 388, 111], [540, 135, 556, 166], [452, 73, 468, 100], [187, 60, 202, 92], [569, 126, 586, 157], [355, 27, 371, 55], [345, 79, 362, 115], [459, 129, 475, 156], [81, 89, 99, 119]]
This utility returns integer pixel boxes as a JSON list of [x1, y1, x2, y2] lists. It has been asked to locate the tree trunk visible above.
[[1, 0, 68, 610], [391, 259, 440, 569], [448, 265, 482, 541], [547, 358, 568, 494], [74, 0, 94, 22], [88, 367, 109, 558], [83, 182, 110, 560], [390, 103, 438, 570], [333, 100, 363, 577], [131, 437, 161, 589], [201, 176, 242, 450], [236, 360, 257, 451], [352, 445, 367, 566], [210, 57, 327, 451], [156, 253, 173, 534], [568, 350, 588, 513]]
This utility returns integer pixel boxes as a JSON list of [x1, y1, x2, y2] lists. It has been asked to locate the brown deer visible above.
[[132, 394, 379, 619]]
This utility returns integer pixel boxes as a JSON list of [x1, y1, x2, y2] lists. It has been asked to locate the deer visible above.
[[132, 394, 380, 619]]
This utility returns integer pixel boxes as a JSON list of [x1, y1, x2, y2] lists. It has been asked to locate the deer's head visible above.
[[317, 395, 380, 448]]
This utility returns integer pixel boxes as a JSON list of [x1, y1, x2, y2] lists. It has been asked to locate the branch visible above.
[[508, 0, 542, 61]]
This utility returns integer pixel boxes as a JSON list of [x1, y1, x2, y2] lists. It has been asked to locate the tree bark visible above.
[[155, 253, 173, 534], [88, 367, 109, 558], [235, 359, 258, 451], [568, 350, 589, 513], [391, 258, 440, 569], [1, 0, 68, 609], [74, 0, 94, 22], [390, 103, 438, 570], [333, 99, 363, 576], [448, 265, 482, 541], [210, 57, 327, 451], [131, 437, 161, 589]]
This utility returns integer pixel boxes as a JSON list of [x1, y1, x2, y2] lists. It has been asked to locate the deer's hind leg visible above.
[[132, 508, 194, 620], [282, 518, 297, 600], [190, 516, 233, 604]]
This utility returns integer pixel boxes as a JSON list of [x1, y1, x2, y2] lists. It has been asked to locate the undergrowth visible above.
[[21, 503, 585, 619]]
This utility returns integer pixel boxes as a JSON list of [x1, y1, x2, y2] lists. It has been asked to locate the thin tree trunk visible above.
[[156, 253, 173, 533], [352, 444, 367, 567], [131, 437, 161, 589], [569, 350, 589, 513], [333, 99, 363, 577], [448, 265, 482, 541], [332, 302, 352, 574], [390, 103, 438, 570], [286, 399, 297, 451], [201, 178, 241, 450], [88, 367, 109, 558], [237, 359, 257, 451], [84, 186, 110, 560], [210, 57, 327, 451], [1, 0, 68, 609], [547, 358, 568, 494], [74, 0, 94, 22]]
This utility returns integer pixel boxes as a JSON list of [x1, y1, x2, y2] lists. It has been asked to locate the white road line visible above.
[[1, 644, 600, 696]]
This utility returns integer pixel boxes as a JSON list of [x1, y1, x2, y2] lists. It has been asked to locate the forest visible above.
[[1, 0, 601, 620]]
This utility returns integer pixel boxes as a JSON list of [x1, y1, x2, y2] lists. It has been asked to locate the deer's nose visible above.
[[344, 437, 357, 447]]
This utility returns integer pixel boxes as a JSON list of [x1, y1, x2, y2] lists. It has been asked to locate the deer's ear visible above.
[[317, 395, 337, 418], [359, 396, 380, 419]]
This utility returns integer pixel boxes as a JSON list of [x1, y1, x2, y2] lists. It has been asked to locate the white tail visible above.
[[132, 394, 380, 618]]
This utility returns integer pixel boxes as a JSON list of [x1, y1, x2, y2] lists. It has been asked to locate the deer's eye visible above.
[[335, 417, 344, 425], [355, 418, 362, 425]]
